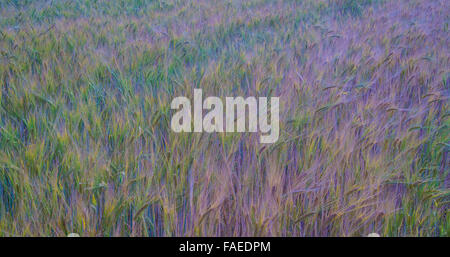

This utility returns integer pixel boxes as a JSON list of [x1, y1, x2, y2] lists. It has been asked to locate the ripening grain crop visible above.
[[0, 0, 448, 236]]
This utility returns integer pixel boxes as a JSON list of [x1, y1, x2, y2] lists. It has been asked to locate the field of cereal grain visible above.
[[0, 0, 448, 236]]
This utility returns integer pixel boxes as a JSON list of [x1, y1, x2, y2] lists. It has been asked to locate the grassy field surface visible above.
[[0, 0, 448, 236]]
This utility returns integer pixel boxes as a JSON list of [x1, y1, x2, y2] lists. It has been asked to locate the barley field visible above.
[[0, 0, 448, 236]]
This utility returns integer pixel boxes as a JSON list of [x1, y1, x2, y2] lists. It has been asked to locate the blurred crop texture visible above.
[[0, 0, 448, 236]]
